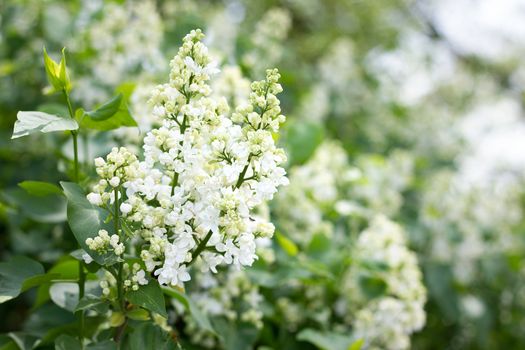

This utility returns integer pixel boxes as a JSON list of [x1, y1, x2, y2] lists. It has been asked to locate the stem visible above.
[[71, 131, 79, 182], [77, 262, 85, 340], [63, 90, 79, 182], [187, 230, 213, 266], [235, 155, 252, 188], [82, 133, 89, 174], [170, 172, 179, 196], [64, 89, 84, 338], [113, 187, 127, 344], [114, 317, 128, 347]]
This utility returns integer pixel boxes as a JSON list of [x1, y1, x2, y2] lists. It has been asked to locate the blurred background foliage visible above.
[[1, 0, 525, 349]]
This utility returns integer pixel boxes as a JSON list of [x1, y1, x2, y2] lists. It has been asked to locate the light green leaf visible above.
[[297, 329, 356, 350], [54, 334, 81, 350], [0, 256, 44, 304], [128, 281, 167, 318], [43, 47, 62, 93], [127, 307, 151, 321], [42, 47, 70, 94], [163, 287, 215, 334], [49, 282, 78, 312], [12, 111, 78, 139], [80, 94, 137, 131], [18, 181, 62, 197], [275, 231, 299, 256], [348, 339, 364, 350], [60, 182, 117, 266], [85, 94, 123, 121], [285, 120, 324, 165]]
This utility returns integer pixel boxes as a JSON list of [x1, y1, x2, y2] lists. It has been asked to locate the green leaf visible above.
[[358, 274, 387, 299], [163, 287, 215, 334], [42, 47, 70, 94], [75, 295, 107, 313], [22, 273, 61, 291], [80, 94, 137, 131], [127, 281, 167, 318], [60, 182, 117, 266], [125, 323, 176, 350], [275, 231, 299, 256], [43, 47, 62, 93], [0, 256, 44, 304], [348, 339, 364, 350], [297, 329, 355, 350], [54, 334, 81, 350], [213, 318, 258, 350], [85, 94, 123, 121], [18, 181, 62, 197], [285, 120, 324, 165], [58, 48, 71, 93], [86, 340, 117, 350], [7, 333, 40, 350], [127, 308, 151, 321], [11, 111, 78, 139], [34, 259, 80, 308], [2, 187, 66, 223]]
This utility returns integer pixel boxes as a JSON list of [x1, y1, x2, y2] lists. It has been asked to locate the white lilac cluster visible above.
[[273, 141, 360, 245], [86, 147, 140, 208], [421, 171, 523, 285], [86, 229, 124, 256], [71, 0, 163, 106], [88, 29, 288, 288], [298, 39, 363, 122], [242, 8, 292, 76], [347, 150, 414, 217], [342, 216, 426, 350]]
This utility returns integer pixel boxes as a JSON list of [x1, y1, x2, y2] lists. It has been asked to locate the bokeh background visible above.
[[1, 0, 525, 349]]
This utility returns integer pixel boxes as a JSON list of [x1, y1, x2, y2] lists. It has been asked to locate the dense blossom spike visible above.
[[87, 29, 288, 287]]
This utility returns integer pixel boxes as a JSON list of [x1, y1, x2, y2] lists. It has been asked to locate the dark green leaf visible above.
[[0, 256, 44, 303], [3, 187, 66, 223], [76, 295, 107, 313], [7, 333, 40, 350], [125, 323, 175, 350], [86, 340, 118, 350], [19, 181, 62, 197], [85, 94, 123, 121], [60, 182, 117, 266], [358, 274, 387, 299], [54, 334, 81, 350], [213, 318, 258, 350], [12, 111, 78, 139], [128, 281, 167, 318]]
